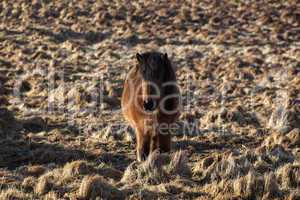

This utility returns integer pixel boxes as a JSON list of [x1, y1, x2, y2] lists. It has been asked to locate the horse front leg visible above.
[[136, 128, 150, 162], [136, 128, 144, 162]]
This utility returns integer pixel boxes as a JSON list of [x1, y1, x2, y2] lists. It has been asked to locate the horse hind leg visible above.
[[150, 131, 171, 154], [150, 134, 159, 153], [158, 133, 171, 153]]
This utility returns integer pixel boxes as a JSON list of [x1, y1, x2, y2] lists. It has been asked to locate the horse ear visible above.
[[136, 53, 143, 63], [164, 53, 168, 60]]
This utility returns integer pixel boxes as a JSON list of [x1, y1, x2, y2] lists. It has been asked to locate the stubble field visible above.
[[0, 1, 299, 199]]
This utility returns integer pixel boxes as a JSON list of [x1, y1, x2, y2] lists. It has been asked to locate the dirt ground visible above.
[[0, 1, 299, 199]]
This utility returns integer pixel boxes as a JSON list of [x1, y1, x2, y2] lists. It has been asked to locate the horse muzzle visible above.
[[143, 99, 157, 112]]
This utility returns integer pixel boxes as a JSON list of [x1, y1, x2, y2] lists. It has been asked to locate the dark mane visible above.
[[136, 51, 178, 112], [137, 51, 171, 81]]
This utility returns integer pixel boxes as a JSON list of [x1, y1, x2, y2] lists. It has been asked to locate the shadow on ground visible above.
[[0, 107, 97, 169]]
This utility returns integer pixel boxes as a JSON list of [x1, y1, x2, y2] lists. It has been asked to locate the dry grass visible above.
[[193, 141, 298, 199], [286, 128, 300, 146], [193, 151, 252, 183], [268, 105, 291, 133], [264, 172, 281, 199], [97, 166, 123, 181], [21, 176, 36, 191], [33, 168, 63, 195], [121, 150, 190, 186], [21, 165, 46, 177], [276, 163, 300, 189], [287, 190, 300, 200], [167, 150, 191, 177], [203, 169, 282, 199], [63, 160, 93, 178], [34, 175, 55, 195], [0, 188, 31, 200], [77, 175, 122, 200], [43, 191, 59, 200]]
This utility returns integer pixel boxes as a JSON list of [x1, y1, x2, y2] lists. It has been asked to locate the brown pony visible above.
[[121, 52, 181, 161]]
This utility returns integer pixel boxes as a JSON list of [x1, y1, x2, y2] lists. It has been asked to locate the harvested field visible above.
[[0, 1, 299, 199]]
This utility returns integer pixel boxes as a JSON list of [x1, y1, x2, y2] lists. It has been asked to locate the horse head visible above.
[[136, 52, 171, 113]]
